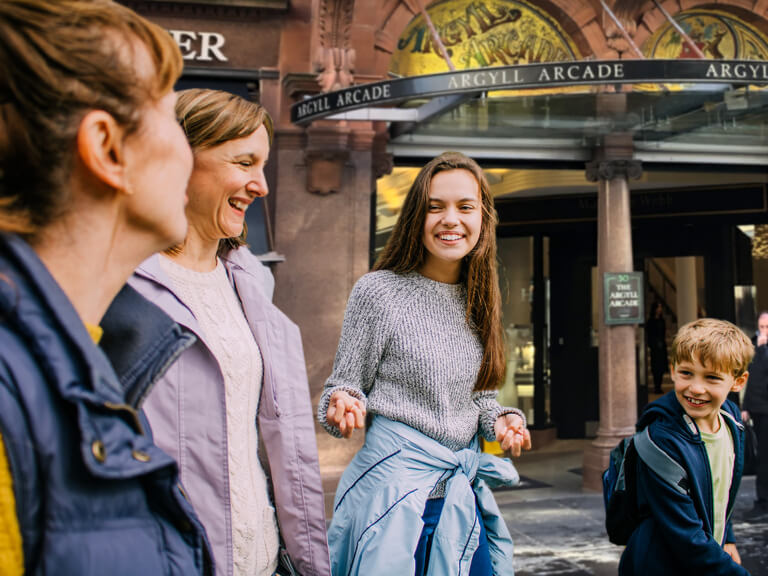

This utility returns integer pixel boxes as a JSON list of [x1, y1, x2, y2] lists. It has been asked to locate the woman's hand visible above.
[[494, 413, 532, 457], [326, 390, 366, 438]]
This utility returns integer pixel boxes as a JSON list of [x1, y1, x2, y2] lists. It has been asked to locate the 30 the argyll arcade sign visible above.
[[291, 59, 768, 124]]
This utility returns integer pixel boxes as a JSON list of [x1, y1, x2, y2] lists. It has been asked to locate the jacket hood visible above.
[[220, 246, 274, 301]]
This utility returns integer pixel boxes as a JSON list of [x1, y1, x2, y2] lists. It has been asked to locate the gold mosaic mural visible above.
[[389, 0, 580, 77], [642, 9, 768, 60]]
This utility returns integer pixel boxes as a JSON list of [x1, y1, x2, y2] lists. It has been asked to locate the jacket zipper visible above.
[[723, 413, 743, 533]]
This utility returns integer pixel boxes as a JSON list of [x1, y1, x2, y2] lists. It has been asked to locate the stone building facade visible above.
[[123, 0, 768, 489]]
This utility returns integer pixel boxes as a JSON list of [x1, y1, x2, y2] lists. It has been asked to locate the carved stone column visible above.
[[582, 110, 642, 491]]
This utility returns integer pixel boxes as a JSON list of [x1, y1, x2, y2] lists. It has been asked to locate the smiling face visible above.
[[419, 168, 482, 283], [672, 356, 747, 434], [184, 125, 269, 247]]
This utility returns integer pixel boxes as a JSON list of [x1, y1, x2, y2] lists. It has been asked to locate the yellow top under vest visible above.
[[0, 322, 102, 574]]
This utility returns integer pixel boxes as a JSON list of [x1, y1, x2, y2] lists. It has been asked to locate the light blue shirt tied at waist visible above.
[[329, 416, 519, 576]]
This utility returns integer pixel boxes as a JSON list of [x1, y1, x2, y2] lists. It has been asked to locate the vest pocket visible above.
[[42, 520, 170, 576]]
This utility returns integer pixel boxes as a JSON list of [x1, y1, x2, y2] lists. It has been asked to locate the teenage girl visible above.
[[318, 151, 531, 576]]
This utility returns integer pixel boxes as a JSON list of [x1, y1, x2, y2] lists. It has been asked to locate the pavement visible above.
[[494, 438, 768, 575]]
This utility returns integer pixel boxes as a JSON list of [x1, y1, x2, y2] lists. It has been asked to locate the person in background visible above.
[[742, 310, 768, 519], [105, 88, 330, 576], [646, 300, 669, 394], [0, 1, 211, 573], [319, 151, 531, 576]]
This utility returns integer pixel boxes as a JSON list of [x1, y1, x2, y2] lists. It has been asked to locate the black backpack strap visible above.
[[633, 428, 689, 495]]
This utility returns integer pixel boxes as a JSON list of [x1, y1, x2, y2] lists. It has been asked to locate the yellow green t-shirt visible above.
[[0, 437, 23, 576], [700, 413, 735, 546]]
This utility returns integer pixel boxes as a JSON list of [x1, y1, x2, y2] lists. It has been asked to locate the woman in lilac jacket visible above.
[[127, 89, 330, 576]]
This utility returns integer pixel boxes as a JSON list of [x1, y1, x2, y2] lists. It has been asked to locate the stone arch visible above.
[[368, 0, 609, 79]]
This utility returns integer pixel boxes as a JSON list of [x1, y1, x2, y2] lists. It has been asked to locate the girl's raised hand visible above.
[[494, 413, 532, 457], [326, 390, 366, 438]]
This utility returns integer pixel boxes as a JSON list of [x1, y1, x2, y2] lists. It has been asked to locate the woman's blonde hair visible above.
[[173, 88, 273, 257], [671, 318, 754, 377], [0, 0, 183, 236], [374, 151, 505, 392]]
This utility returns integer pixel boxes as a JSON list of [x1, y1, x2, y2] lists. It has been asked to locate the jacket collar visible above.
[[133, 254, 207, 341], [100, 284, 196, 407], [638, 389, 743, 439], [134, 250, 274, 335]]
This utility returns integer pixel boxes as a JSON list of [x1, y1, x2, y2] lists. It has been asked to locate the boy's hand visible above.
[[494, 414, 532, 457], [326, 390, 366, 438], [724, 543, 741, 565]]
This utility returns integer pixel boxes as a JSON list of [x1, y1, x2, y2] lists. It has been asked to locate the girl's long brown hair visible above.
[[374, 151, 505, 392]]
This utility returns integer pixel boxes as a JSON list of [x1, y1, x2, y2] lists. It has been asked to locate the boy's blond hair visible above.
[[670, 318, 754, 377]]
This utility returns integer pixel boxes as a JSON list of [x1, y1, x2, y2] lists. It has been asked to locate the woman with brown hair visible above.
[[111, 88, 330, 576], [0, 0, 210, 574], [318, 151, 531, 575]]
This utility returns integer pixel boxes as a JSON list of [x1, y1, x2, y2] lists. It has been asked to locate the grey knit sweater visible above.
[[318, 270, 525, 452]]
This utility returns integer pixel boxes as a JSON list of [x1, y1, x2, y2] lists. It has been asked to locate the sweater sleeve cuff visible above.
[[317, 385, 368, 438], [479, 406, 527, 442]]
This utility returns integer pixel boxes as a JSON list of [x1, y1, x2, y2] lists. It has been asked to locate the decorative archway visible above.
[[634, 1, 768, 52], [388, 0, 582, 77], [641, 7, 768, 59], [365, 0, 604, 82]]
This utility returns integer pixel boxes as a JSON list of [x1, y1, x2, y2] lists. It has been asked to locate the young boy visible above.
[[620, 318, 752, 575]]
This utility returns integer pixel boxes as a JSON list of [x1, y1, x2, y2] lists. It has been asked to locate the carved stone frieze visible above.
[[315, 0, 356, 92], [317, 46, 357, 92], [603, 0, 639, 55]]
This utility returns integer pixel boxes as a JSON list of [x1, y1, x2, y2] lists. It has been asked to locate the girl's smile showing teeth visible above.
[[438, 232, 463, 242]]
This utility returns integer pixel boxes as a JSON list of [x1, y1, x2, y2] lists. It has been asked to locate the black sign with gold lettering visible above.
[[291, 59, 768, 124], [604, 272, 644, 325]]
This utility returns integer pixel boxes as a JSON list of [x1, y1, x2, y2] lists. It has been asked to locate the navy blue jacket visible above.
[[619, 391, 749, 575], [0, 234, 212, 575], [744, 336, 768, 415]]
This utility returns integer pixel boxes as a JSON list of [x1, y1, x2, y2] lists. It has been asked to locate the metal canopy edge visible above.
[[291, 59, 768, 125]]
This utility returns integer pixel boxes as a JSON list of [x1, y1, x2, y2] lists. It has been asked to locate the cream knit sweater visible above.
[[160, 256, 279, 576]]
